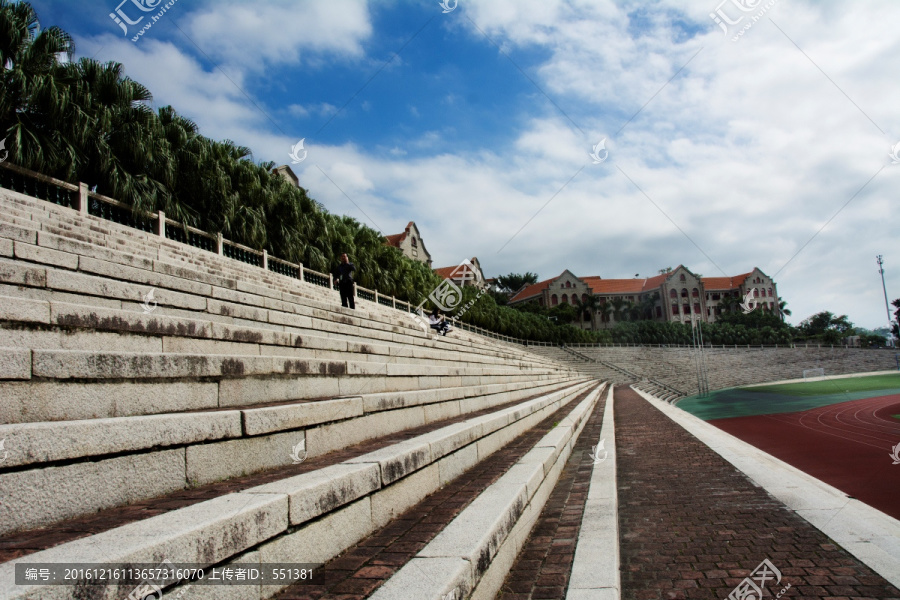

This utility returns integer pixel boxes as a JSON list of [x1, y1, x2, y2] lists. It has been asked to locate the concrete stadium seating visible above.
[[0, 185, 604, 599], [532, 345, 896, 399]]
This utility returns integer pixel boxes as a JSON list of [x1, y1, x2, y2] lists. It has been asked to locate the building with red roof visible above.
[[384, 221, 432, 267], [508, 266, 778, 329]]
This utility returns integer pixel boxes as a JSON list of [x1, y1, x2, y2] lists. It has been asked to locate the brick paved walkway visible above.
[[0, 388, 567, 563], [273, 385, 600, 600], [494, 387, 608, 599], [616, 386, 900, 600]]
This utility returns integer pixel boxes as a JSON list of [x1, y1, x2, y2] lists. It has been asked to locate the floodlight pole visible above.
[[877, 255, 895, 344]]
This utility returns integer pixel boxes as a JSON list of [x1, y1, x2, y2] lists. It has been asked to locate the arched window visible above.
[[551, 294, 558, 306], [681, 288, 688, 298], [411, 236, 417, 248], [692, 288, 699, 297], [566, 281, 571, 288], [680, 274, 686, 282], [561, 294, 568, 304], [768, 287, 773, 297], [753, 288, 759, 297], [669, 289, 677, 299]]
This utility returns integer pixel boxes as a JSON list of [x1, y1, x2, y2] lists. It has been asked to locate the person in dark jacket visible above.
[[335, 253, 356, 309]]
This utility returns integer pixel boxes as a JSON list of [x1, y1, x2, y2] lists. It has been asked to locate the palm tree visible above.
[[610, 297, 626, 323], [573, 295, 601, 330], [0, 0, 75, 172], [777, 297, 791, 322], [598, 302, 613, 329]]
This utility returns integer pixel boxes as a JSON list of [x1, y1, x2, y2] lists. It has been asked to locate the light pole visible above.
[[877, 255, 895, 346]]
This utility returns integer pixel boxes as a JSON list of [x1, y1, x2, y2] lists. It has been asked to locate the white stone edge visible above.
[[631, 385, 900, 589], [566, 383, 619, 599]]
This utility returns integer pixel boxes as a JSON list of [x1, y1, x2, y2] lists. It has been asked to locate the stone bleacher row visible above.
[[535, 345, 896, 398], [0, 186, 606, 599]]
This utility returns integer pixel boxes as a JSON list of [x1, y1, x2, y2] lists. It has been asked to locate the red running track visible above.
[[709, 393, 900, 520]]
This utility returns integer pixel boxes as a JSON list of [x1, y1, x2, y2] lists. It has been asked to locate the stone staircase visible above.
[[0, 186, 610, 599]]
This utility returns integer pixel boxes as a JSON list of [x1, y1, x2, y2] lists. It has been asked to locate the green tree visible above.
[[777, 297, 791, 321], [572, 294, 601, 329], [496, 272, 539, 295]]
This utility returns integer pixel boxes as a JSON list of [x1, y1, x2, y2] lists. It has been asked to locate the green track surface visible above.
[[678, 373, 900, 421]]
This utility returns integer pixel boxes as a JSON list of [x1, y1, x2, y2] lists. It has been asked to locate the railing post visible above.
[[262, 249, 268, 270], [216, 233, 223, 255], [374, 290, 379, 304], [299, 263, 304, 282], [78, 183, 89, 215], [329, 274, 334, 289], [157, 210, 165, 238], [392, 296, 396, 308]]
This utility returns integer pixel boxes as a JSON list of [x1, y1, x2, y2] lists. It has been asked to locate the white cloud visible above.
[[185, 0, 372, 69]]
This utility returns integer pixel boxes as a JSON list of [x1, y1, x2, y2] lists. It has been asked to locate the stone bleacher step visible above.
[[0, 293, 559, 375], [0, 251, 546, 370], [0, 377, 586, 536], [0, 380, 598, 600], [0, 202, 462, 343], [0, 377, 580, 468], [365, 383, 604, 600]]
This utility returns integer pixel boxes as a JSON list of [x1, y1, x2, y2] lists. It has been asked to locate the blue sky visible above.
[[24, 0, 900, 329]]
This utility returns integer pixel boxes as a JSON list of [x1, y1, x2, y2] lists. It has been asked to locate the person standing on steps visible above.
[[334, 253, 356, 310]]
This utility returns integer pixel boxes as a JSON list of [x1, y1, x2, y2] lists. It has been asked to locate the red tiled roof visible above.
[[701, 272, 752, 290], [384, 221, 417, 248], [433, 266, 457, 279], [384, 233, 404, 248], [509, 278, 553, 302]]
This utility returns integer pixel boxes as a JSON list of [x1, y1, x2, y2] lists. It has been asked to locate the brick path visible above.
[[615, 385, 900, 600], [0, 388, 569, 563], [494, 386, 608, 599], [273, 385, 600, 600]]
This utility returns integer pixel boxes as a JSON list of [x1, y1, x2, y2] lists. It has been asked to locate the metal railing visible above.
[[0, 161, 536, 346]]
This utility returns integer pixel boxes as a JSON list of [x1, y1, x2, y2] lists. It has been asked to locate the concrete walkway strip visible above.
[[632, 385, 900, 589], [566, 384, 619, 600]]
